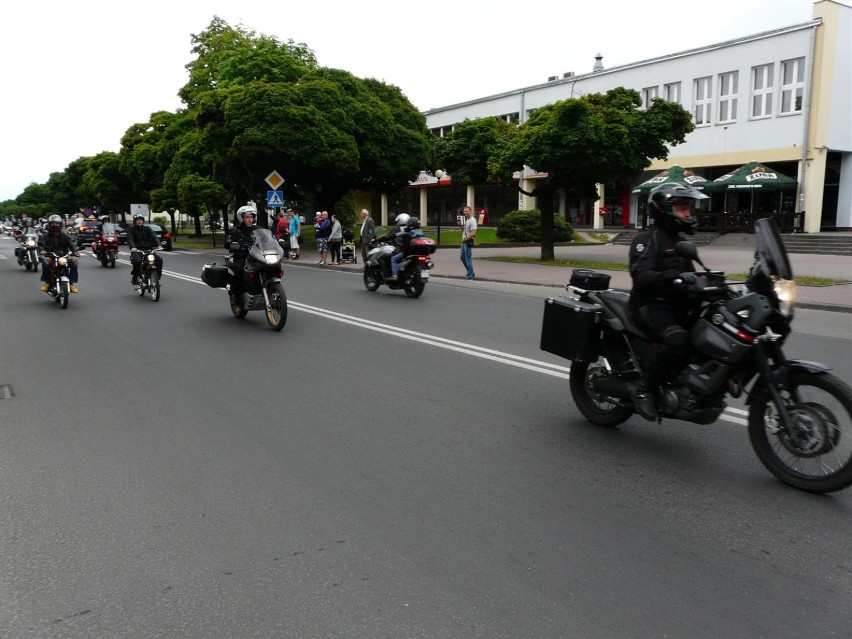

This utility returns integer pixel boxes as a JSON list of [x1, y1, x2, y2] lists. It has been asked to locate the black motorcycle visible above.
[[363, 237, 436, 298], [202, 228, 288, 331], [541, 218, 852, 493], [134, 248, 162, 302], [15, 230, 40, 272]]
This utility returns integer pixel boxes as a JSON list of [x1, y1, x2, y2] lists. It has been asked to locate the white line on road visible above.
[[145, 266, 747, 425]]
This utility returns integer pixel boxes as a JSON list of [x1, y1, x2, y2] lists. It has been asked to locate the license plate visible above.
[[420, 272, 430, 279]]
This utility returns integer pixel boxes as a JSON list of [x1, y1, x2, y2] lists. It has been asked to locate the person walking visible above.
[[287, 209, 301, 260], [328, 214, 343, 264], [358, 208, 376, 263], [459, 205, 477, 280]]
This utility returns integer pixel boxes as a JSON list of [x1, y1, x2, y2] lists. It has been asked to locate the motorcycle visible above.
[[541, 218, 852, 493], [133, 248, 162, 302], [91, 223, 119, 268], [15, 230, 40, 272], [363, 237, 437, 298], [201, 228, 288, 331], [42, 250, 77, 309]]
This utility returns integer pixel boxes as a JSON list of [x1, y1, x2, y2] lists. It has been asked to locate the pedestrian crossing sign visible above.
[[267, 191, 284, 207]]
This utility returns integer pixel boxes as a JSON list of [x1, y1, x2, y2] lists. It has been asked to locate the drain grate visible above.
[[0, 385, 14, 399]]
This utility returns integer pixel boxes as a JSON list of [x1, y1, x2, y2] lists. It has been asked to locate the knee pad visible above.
[[661, 325, 690, 357]]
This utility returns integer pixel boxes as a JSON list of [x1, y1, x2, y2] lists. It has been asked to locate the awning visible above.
[[631, 166, 708, 194]]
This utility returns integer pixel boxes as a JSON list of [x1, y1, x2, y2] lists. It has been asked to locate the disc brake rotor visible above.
[[776, 402, 839, 458]]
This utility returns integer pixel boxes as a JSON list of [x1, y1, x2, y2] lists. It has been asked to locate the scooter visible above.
[[91, 223, 119, 268]]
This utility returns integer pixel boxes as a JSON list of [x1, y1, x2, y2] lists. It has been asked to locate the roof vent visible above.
[[593, 53, 604, 73], [547, 75, 558, 82], [563, 72, 574, 78]]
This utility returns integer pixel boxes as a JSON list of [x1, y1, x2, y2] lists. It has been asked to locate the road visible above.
[[1, 240, 851, 639]]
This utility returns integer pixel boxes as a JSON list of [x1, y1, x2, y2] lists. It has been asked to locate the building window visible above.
[[751, 64, 773, 118], [642, 86, 658, 109], [780, 57, 805, 114], [694, 77, 712, 126], [663, 82, 681, 103], [718, 71, 738, 123]]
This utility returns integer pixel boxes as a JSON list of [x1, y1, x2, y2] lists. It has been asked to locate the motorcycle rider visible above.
[[128, 212, 163, 285], [628, 182, 708, 421], [375, 213, 412, 282], [38, 214, 80, 293], [15, 217, 38, 264], [226, 205, 257, 304]]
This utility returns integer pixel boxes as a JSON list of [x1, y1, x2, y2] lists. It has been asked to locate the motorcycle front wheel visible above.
[[403, 272, 426, 298], [109, 254, 116, 268], [148, 272, 161, 302], [59, 281, 70, 309], [748, 370, 852, 493], [569, 358, 633, 427], [363, 266, 380, 292], [265, 281, 287, 331], [138, 275, 147, 297]]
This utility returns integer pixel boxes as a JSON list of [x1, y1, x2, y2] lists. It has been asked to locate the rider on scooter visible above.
[[38, 215, 80, 293], [128, 213, 163, 285]]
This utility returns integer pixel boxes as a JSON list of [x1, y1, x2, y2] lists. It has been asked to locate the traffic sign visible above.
[[265, 171, 284, 190], [267, 191, 284, 207]]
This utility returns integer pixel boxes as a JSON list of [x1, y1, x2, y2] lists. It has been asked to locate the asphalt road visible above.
[[1, 241, 851, 639]]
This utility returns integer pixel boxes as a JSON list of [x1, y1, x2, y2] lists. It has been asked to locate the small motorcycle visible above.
[[43, 250, 77, 309], [541, 218, 852, 493], [16, 231, 40, 272], [134, 248, 162, 302], [363, 237, 436, 298], [201, 228, 288, 331], [92, 224, 119, 268]]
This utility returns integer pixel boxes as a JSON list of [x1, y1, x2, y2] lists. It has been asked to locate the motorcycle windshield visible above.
[[101, 223, 115, 235], [249, 228, 284, 262], [753, 218, 793, 280]]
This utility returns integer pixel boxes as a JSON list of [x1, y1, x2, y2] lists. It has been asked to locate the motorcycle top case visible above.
[[201, 263, 229, 288], [569, 269, 611, 291], [540, 296, 602, 361], [409, 237, 437, 255]]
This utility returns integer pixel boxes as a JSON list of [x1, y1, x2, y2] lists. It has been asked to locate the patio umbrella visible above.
[[631, 166, 709, 194], [706, 161, 798, 214], [706, 161, 798, 191]]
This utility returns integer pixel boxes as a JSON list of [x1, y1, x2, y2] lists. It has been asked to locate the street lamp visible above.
[[434, 169, 444, 244]]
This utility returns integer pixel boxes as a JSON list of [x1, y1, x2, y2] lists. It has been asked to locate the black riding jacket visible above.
[[38, 230, 77, 255], [628, 224, 695, 306], [227, 224, 256, 252], [127, 224, 160, 250]]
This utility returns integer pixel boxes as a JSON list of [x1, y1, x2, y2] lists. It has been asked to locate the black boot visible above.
[[632, 383, 658, 422]]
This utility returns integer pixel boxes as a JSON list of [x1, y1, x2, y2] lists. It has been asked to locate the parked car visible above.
[[113, 222, 129, 244], [72, 219, 102, 246], [146, 223, 173, 251]]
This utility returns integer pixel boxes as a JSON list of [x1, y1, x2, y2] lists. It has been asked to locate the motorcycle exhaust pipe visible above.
[[590, 378, 633, 399]]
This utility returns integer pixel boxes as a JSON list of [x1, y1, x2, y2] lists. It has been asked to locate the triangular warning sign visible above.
[[269, 193, 282, 206]]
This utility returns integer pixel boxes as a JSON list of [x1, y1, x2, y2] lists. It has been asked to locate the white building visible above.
[[418, 0, 851, 233]]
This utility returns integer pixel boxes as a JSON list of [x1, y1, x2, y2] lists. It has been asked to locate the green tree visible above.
[[434, 117, 518, 185], [494, 88, 694, 259]]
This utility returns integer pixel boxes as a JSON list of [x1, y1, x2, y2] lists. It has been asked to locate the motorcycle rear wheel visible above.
[[363, 266, 380, 292], [569, 358, 633, 427], [265, 281, 287, 331], [403, 273, 426, 298], [148, 272, 161, 302], [230, 293, 248, 319], [748, 371, 852, 493]]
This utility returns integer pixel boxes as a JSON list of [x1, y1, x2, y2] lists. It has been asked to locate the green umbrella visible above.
[[707, 161, 798, 191], [631, 166, 708, 194]]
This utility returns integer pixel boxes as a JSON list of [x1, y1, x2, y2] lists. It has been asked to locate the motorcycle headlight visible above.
[[26, 239, 36, 247], [58, 257, 68, 266], [263, 253, 279, 265], [147, 254, 155, 263], [773, 277, 797, 316]]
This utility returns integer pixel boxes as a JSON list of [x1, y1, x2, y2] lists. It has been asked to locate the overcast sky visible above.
[[0, 0, 834, 202]]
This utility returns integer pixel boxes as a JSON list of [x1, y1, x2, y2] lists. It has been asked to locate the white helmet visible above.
[[236, 205, 256, 224], [394, 213, 410, 228]]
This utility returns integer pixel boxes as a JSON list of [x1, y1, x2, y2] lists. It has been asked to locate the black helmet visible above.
[[406, 217, 421, 231], [648, 182, 708, 235]]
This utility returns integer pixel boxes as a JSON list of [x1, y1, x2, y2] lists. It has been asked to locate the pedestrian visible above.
[[328, 214, 343, 264], [274, 210, 290, 257], [314, 211, 331, 264], [287, 209, 301, 260], [359, 208, 376, 263], [459, 205, 477, 280]]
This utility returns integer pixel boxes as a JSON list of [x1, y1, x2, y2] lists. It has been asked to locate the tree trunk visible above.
[[537, 186, 556, 261]]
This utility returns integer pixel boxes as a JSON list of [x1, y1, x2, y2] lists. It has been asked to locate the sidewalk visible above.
[[322, 243, 852, 314]]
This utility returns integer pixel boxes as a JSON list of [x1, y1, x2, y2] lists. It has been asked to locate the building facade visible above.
[[410, 0, 850, 233]]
